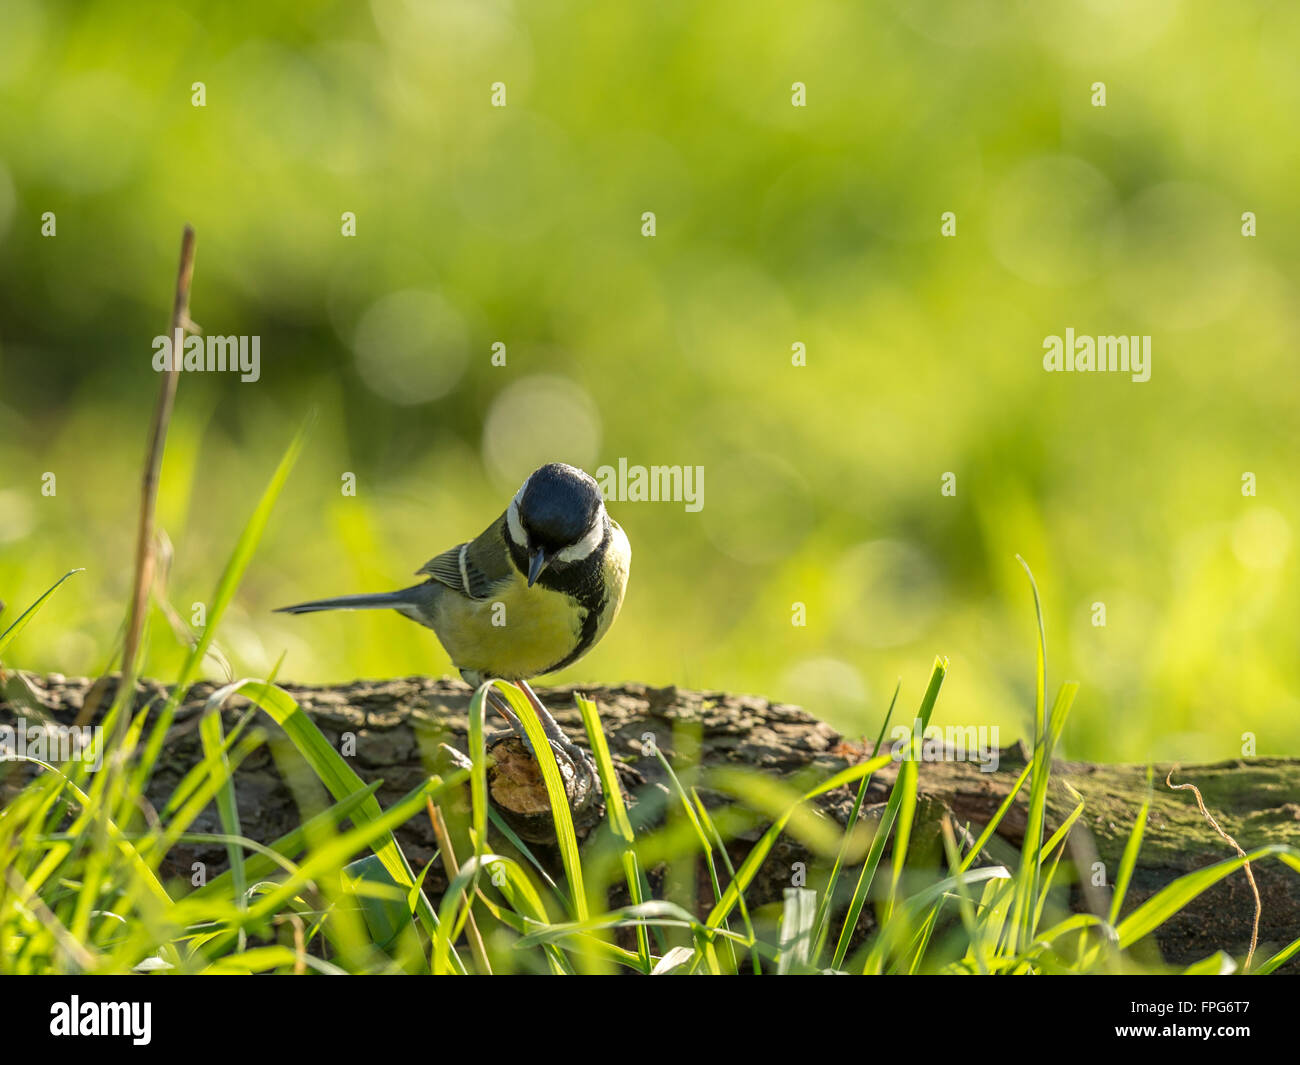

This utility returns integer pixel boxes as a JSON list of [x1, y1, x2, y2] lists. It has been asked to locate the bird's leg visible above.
[[515, 679, 575, 748], [485, 687, 533, 752], [485, 682, 598, 799], [516, 679, 599, 792], [484, 685, 581, 776]]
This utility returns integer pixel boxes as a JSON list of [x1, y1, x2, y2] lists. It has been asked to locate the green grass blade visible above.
[[220, 678, 442, 938], [707, 755, 891, 932], [175, 425, 307, 697], [1033, 797, 1084, 933], [958, 762, 1032, 873], [1181, 951, 1237, 975], [1116, 844, 1300, 949], [0, 569, 84, 655], [860, 865, 1013, 974], [1108, 767, 1153, 926], [486, 682, 588, 923], [830, 661, 948, 969], [1009, 556, 1048, 952], [691, 788, 756, 974], [189, 788, 385, 901], [575, 691, 649, 968], [198, 689, 250, 926], [883, 748, 919, 927], [433, 852, 559, 974], [812, 678, 900, 965], [776, 887, 817, 974], [1254, 934, 1300, 975], [514, 900, 745, 950], [916, 656, 948, 731], [651, 748, 728, 973]]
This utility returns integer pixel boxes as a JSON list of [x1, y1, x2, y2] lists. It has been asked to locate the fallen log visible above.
[[2, 672, 1296, 969]]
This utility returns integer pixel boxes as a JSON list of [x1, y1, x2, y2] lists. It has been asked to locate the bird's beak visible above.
[[527, 547, 550, 588]]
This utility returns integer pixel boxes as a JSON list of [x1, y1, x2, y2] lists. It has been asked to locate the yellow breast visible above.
[[428, 568, 581, 681]]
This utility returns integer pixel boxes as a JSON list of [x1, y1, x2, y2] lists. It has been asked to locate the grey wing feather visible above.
[[417, 544, 471, 592], [416, 517, 514, 600]]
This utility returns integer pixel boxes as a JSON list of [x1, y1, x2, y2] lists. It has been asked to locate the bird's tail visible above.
[[275, 584, 429, 616]]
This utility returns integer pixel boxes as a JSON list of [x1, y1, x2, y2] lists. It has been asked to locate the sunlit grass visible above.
[[2, 435, 1296, 975]]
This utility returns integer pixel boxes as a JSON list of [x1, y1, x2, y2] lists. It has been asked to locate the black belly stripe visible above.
[[542, 594, 604, 673]]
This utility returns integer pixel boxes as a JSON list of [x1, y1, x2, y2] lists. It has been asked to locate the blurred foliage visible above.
[[1, 0, 1297, 762]]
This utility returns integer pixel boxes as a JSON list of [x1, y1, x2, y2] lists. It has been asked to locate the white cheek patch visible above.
[[555, 516, 605, 563], [504, 473, 530, 546], [506, 495, 528, 547]]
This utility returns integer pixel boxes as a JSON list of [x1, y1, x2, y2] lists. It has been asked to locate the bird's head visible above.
[[507, 463, 607, 586]]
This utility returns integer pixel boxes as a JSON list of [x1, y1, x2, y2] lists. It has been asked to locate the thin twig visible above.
[[119, 226, 196, 724], [426, 797, 492, 973], [1166, 765, 1260, 971]]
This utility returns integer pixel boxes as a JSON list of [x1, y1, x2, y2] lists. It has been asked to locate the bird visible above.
[[276, 462, 630, 770]]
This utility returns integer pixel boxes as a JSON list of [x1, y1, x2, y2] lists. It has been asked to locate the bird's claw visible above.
[[484, 685, 599, 798]]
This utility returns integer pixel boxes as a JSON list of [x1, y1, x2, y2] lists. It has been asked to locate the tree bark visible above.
[[3, 672, 1297, 969]]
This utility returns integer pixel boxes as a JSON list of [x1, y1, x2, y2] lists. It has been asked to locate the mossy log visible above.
[[3, 672, 1297, 969]]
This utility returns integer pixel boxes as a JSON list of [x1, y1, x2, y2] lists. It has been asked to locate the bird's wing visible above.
[[416, 518, 514, 600]]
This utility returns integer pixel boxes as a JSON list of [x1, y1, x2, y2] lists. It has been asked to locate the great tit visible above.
[[276, 462, 631, 689]]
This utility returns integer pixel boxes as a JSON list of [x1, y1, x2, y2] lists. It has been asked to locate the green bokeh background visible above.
[[1, 0, 1296, 763]]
